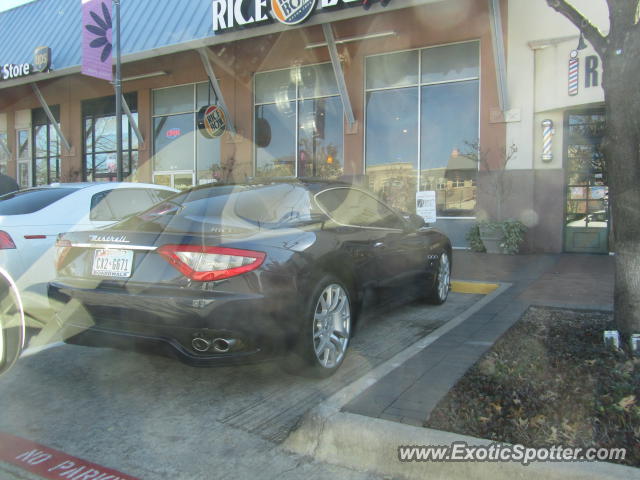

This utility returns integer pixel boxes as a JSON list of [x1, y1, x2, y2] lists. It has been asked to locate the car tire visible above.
[[425, 252, 450, 305], [283, 275, 352, 378]]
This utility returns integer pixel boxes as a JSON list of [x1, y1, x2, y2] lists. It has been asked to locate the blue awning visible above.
[[0, 0, 213, 74], [0, 0, 432, 89]]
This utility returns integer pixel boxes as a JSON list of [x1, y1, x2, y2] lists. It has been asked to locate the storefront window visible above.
[[365, 41, 480, 214], [32, 106, 61, 186], [152, 82, 221, 189], [83, 94, 138, 182], [17, 129, 30, 188], [153, 114, 194, 171], [421, 80, 479, 215], [254, 63, 344, 179], [298, 96, 343, 178], [365, 50, 419, 90], [365, 89, 419, 212], [0, 132, 8, 175], [255, 102, 296, 177]]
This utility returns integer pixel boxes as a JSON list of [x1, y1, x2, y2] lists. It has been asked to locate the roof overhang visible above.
[[0, 0, 441, 91]]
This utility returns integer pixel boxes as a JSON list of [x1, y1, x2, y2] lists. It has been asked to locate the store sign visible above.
[[197, 105, 227, 138], [212, 0, 371, 33], [272, 0, 316, 25], [1, 46, 51, 81]]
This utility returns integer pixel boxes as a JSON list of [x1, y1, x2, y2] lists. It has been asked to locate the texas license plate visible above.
[[92, 249, 133, 278]]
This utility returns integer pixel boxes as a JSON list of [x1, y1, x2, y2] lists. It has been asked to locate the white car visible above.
[[566, 210, 608, 228], [0, 182, 177, 324]]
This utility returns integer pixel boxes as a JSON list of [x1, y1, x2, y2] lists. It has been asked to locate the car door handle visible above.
[[373, 241, 385, 248]]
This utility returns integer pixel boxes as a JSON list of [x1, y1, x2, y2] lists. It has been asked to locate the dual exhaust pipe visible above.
[[192, 336, 236, 353]]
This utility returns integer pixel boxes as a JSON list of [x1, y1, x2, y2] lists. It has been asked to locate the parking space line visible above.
[[297, 283, 512, 416], [0, 432, 139, 480]]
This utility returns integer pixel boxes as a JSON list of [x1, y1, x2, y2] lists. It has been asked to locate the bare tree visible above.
[[547, 0, 640, 337], [463, 141, 517, 222]]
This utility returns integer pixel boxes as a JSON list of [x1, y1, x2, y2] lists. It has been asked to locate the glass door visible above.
[[564, 110, 609, 253]]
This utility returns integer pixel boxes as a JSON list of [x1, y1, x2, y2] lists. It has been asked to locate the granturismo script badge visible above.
[[271, 0, 316, 25]]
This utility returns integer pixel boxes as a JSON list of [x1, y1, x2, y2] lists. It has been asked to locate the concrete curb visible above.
[[283, 282, 639, 480], [285, 409, 638, 480]]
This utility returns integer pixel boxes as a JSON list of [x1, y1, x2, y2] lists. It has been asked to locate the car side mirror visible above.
[[403, 213, 427, 231], [0, 268, 25, 377]]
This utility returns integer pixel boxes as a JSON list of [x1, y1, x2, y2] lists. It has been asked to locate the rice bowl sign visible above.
[[271, 0, 316, 25], [212, 0, 365, 33], [197, 105, 227, 138]]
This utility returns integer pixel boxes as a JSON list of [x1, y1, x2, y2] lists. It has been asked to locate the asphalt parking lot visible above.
[[0, 292, 481, 480]]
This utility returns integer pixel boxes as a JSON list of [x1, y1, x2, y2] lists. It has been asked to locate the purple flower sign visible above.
[[82, 0, 112, 81]]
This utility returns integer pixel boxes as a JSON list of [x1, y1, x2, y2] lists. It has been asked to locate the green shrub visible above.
[[466, 223, 486, 252], [467, 220, 527, 254]]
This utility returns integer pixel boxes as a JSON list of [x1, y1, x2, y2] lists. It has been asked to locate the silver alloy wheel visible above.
[[312, 283, 351, 369], [437, 253, 451, 301]]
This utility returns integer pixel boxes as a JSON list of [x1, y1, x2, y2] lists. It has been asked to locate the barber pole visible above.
[[541, 119, 553, 162], [568, 50, 579, 96]]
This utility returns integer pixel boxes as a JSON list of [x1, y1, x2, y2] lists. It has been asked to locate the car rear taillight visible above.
[[0, 231, 16, 249], [55, 238, 72, 271], [157, 245, 266, 282]]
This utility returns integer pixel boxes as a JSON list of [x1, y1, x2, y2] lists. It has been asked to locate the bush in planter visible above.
[[466, 224, 486, 252], [467, 220, 527, 254], [461, 142, 527, 254]]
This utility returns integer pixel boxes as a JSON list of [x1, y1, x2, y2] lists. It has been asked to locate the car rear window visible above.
[[0, 188, 77, 215], [118, 183, 316, 233], [316, 187, 405, 230], [90, 188, 176, 221]]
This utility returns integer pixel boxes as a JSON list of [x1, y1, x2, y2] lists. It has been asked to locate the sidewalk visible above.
[[285, 252, 633, 480], [342, 251, 614, 427]]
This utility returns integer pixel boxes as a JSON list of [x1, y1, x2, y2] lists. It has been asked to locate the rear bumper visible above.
[[49, 280, 302, 366], [63, 325, 267, 367]]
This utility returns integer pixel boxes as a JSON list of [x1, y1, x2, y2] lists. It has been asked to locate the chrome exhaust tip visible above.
[[211, 338, 236, 353], [192, 337, 211, 352]]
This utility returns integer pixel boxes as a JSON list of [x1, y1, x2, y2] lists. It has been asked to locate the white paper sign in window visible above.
[[416, 190, 436, 223]]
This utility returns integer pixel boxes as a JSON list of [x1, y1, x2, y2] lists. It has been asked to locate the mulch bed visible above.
[[424, 306, 640, 467]]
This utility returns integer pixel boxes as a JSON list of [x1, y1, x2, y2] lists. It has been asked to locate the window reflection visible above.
[[317, 188, 405, 230], [152, 82, 221, 187], [365, 42, 480, 216], [254, 64, 343, 180], [366, 51, 419, 90], [421, 80, 479, 216], [17, 127, 31, 187], [0, 133, 8, 175], [32, 107, 61, 185], [153, 114, 194, 172], [255, 103, 296, 177], [365, 88, 419, 213], [298, 97, 343, 179], [83, 95, 138, 181], [18, 130, 29, 159], [565, 112, 608, 230], [421, 42, 479, 84]]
